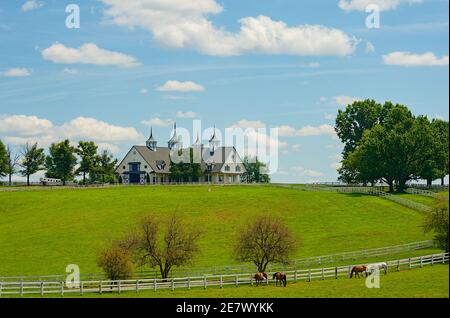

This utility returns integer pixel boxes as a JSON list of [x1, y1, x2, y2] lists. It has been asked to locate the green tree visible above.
[[19, 143, 45, 186], [424, 194, 449, 252], [93, 150, 118, 183], [0, 140, 8, 180], [45, 140, 77, 185], [430, 119, 449, 186], [242, 157, 270, 183], [76, 141, 98, 184], [5, 145, 21, 186], [335, 99, 384, 158]]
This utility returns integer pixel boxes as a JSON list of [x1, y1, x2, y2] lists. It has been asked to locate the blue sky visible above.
[[0, 0, 448, 183]]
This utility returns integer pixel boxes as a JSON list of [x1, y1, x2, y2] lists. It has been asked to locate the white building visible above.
[[115, 124, 246, 184]]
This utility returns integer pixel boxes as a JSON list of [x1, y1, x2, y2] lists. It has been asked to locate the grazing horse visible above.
[[253, 272, 268, 286], [350, 265, 367, 278], [366, 262, 388, 275], [272, 272, 287, 287]]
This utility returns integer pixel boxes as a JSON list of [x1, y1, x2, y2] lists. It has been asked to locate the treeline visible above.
[[335, 99, 449, 192], [0, 139, 117, 186]]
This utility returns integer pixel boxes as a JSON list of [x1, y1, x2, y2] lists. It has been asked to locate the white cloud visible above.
[[0, 115, 53, 135], [42, 43, 140, 68], [231, 120, 266, 130], [140, 88, 149, 95], [330, 162, 342, 170], [277, 125, 297, 137], [0, 115, 142, 150], [291, 166, 325, 177], [21, 0, 44, 12], [176, 111, 197, 118], [292, 144, 301, 152], [62, 68, 79, 75], [366, 41, 375, 53], [325, 113, 336, 120], [383, 51, 449, 67], [333, 96, 362, 107], [296, 124, 337, 138], [141, 117, 174, 127], [101, 0, 358, 56], [338, 0, 422, 12], [156, 80, 205, 92], [1, 68, 31, 77]]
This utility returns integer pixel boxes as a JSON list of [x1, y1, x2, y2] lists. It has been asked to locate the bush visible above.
[[424, 194, 449, 252], [97, 244, 134, 281]]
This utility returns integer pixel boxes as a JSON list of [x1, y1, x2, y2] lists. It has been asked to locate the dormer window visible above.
[[225, 165, 230, 172], [236, 166, 241, 172], [156, 160, 166, 170]]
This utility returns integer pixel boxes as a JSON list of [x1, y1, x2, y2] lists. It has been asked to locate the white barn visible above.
[[115, 124, 246, 185]]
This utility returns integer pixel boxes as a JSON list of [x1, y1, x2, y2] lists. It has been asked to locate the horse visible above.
[[366, 262, 388, 275], [253, 272, 268, 286], [272, 272, 287, 287], [350, 265, 367, 278]]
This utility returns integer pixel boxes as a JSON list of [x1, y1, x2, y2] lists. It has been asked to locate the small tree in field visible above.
[[235, 216, 298, 272], [424, 194, 449, 252], [121, 215, 201, 280], [97, 244, 134, 281]]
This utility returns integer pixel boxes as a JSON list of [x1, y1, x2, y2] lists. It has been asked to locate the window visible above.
[[236, 166, 241, 172], [225, 165, 230, 172], [144, 165, 147, 169], [123, 166, 125, 169]]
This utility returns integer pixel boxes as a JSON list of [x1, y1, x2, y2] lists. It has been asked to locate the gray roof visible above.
[[120, 145, 246, 175], [134, 146, 172, 173]]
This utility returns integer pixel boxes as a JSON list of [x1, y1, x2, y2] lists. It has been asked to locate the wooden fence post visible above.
[[308, 269, 311, 282], [321, 268, 325, 280], [60, 281, 64, 296], [136, 280, 139, 292], [20, 281, 24, 296], [171, 278, 174, 291], [397, 260, 400, 271], [203, 276, 207, 289], [118, 280, 121, 294], [220, 275, 223, 289], [235, 275, 238, 287], [420, 256, 423, 268], [188, 277, 191, 290], [294, 270, 297, 282], [443, 253, 446, 264], [80, 281, 83, 295], [40, 282, 44, 296], [335, 267, 338, 279], [99, 281, 102, 294], [153, 278, 157, 291], [408, 258, 411, 269]]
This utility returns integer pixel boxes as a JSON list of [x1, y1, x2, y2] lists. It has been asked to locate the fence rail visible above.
[[1, 252, 447, 297], [0, 240, 433, 282], [279, 184, 432, 212]]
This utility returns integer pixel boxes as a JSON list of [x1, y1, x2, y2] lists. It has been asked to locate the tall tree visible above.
[[19, 143, 45, 186], [119, 215, 201, 279], [335, 99, 383, 158], [234, 216, 298, 272], [0, 140, 8, 180], [242, 157, 270, 183], [76, 141, 98, 184], [431, 119, 449, 186], [5, 145, 21, 186], [45, 140, 77, 185], [93, 150, 118, 183]]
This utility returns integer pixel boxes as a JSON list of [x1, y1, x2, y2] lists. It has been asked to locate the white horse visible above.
[[366, 262, 388, 275]]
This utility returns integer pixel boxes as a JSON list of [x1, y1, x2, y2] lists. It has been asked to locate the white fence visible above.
[[0, 240, 433, 282], [279, 184, 432, 212], [0, 252, 447, 297]]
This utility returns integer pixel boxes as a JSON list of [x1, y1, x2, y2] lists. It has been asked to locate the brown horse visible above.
[[253, 272, 268, 286], [350, 265, 367, 278], [273, 272, 287, 287]]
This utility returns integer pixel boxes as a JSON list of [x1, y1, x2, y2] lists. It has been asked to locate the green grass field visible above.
[[15, 265, 448, 298], [0, 185, 436, 277]]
